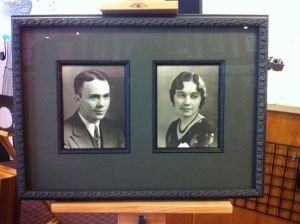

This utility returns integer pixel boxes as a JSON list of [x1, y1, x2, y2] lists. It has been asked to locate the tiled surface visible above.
[[20, 201, 53, 224], [20, 200, 117, 224]]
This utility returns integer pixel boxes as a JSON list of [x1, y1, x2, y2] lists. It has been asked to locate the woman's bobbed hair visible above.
[[169, 71, 207, 109]]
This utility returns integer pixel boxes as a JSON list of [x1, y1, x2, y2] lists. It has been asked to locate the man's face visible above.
[[76, 79, 110, 123]]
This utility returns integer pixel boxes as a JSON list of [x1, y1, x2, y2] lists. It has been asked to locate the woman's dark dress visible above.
[[165, 117, 216, 148]]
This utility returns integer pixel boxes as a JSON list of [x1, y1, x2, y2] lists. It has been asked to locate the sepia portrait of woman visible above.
[[165, 71, 216, 148]]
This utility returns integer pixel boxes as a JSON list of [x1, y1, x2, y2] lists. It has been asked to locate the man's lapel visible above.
[[71, 113, 94, 148]]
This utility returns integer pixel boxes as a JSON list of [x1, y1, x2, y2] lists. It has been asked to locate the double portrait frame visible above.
[[12, 15, 268, 199]]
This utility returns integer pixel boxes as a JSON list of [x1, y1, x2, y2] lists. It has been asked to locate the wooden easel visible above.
[[99, 0, 178, 15], [51, 200, 233, 224]]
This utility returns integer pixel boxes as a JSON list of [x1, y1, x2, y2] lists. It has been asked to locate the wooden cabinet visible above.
[[0, 165, 17, 224]]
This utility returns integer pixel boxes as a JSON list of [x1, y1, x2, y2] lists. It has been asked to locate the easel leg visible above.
[[118, 214, 166, 224], [42, 201, 60, 224]]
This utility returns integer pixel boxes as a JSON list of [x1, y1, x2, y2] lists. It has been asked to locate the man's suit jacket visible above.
[[64, 112, 124, 149]]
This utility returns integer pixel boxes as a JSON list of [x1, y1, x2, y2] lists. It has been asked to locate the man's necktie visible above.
[[94, 125, 101, 148]]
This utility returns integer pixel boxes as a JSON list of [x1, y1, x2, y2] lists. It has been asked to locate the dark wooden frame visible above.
[[12, 15, 268, 200]]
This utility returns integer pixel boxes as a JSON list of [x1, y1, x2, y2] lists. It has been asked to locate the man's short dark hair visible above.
[[169, 71, 207, 109], [74, 69, 109, 96]]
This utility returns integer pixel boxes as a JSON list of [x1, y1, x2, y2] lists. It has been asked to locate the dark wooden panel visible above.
[[194, 213, 232, 224], [0, 165, 17, 224], [266, 110, 300, 146], [166, 214, 193, 224]]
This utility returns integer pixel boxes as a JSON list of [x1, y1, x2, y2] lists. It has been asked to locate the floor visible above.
[[20, 200, 117, 224]]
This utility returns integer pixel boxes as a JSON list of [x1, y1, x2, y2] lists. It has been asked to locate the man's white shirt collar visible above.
[[78, 111, 100, 138]]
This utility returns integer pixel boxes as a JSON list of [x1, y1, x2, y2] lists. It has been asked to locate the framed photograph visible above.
[[154, 61, 224, 153], [12, 15, 268, 200], [58, 61, 129, 153]]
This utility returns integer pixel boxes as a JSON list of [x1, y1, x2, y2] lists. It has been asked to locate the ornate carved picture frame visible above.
[[12, 15, 268, 199]]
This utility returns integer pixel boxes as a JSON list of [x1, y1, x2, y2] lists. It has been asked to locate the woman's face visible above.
[[174, 80, 201, 118]]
